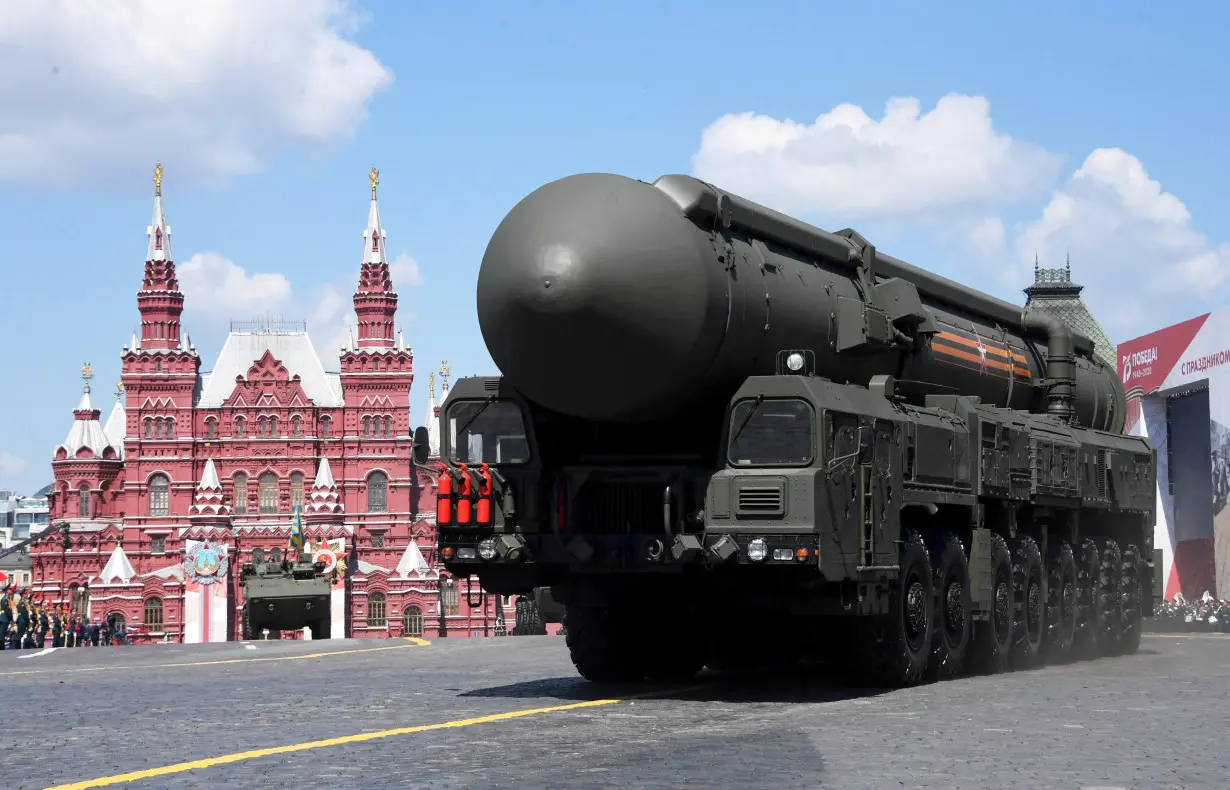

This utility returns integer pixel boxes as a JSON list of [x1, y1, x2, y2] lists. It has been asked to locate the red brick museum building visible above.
[[29, 166, 512, 643]]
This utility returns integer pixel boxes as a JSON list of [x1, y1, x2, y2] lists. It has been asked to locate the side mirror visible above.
[[412, 425, 431, 465]]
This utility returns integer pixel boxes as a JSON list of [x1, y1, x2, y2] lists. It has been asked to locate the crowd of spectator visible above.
[[1, 587, 128, 650], [1148, 590, 1230, 633]]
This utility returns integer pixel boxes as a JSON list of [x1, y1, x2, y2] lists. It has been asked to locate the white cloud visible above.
[[0, 451, 27, 478], [1015, 148, 1230, 341], [390, 253, 423, 287], [173, 248, 422, 356], [692, 95, 1227, 342], [0, 0, 393, 190], [179, 252, 293, 318], [692, 94, 1061, 223], [309, 282, 354, 354]]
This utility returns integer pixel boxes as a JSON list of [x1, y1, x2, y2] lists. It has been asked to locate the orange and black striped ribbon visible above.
[[931, 328, 1032, 381]]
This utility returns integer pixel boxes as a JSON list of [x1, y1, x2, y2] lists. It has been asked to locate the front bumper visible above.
[[438, 531, 821, 573]]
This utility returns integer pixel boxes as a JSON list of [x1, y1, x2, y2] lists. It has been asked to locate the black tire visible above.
[[514, 598, 547, 636], [1073, 537, 1101, 659], [242, 606, 255, 641], [1044, 540, 1077, 662], [967, 532, 1014, 675], [1096, 539, 1123, 654], [926, 530, 971, 681], [563, 605, 645, 683], [1115, 543, 1143, 655], [848, 529, 933, 687], [1011, 536, 1046, 669]]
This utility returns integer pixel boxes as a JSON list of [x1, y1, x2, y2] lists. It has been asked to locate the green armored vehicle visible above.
[[240, 547, 333, 640], [427, 172, 1159, 688]]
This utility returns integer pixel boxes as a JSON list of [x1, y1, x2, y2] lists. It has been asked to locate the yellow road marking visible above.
[[0, 639, 430, 678], [44, 697, 624, 789]]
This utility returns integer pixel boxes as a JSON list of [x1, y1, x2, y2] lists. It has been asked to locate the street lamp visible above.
[[436, 575, 453, 637]]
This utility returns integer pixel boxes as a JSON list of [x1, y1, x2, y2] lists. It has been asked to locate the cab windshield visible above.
[[727, 397, 814, 467], [447, 400, 531, 465]]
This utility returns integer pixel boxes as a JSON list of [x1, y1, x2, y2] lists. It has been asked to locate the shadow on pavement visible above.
[[458, 663, 895, 704]]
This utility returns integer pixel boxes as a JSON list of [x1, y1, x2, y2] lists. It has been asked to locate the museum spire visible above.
[[353, 165, 399, 349], [137, 162, 188, 351], [147, 161, 173, 263], [363, 164, 388, 266]]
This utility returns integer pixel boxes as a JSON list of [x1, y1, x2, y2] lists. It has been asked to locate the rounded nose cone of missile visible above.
[[477, 173, 728, 422]]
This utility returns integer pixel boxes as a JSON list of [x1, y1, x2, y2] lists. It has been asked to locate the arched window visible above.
[[291, 472, 304, 510], [384, 416, 392, 436], [269, 416, 278, 436], [259, 472, 278, 514], [149, 474, 170, 517], [292, 416, 301, 436], [77, 484, 90, 518], [154, 418, 163, 440], [374, 358, 381, 372], [233, 473, 248, 515], [402, 605, 423, 637], [320, 417, 331, 439], [165, 419, 174, 440], [235, 417, 245, 438], [144, 418, 152, 439], [155, 358, 162, 372], [110, 612, 126, 635], [363, 416, 371, 437], [206, 419, 216, 440], [367, 471, 388, 513], [143, 597, 164, 631], [368, 592, 387, 628]]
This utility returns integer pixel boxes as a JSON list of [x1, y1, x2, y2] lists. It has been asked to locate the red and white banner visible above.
[[1118, 307, 1230, 602]]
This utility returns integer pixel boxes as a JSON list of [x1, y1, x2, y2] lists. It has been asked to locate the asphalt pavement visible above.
[[1, 632, 1227, 790]]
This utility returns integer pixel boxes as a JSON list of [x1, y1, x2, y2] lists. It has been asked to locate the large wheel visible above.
[[926, 530, 971, 681], [1044, 540, 1077, 662], [1011, 536, 1046, 669], [848, 529, 934, 687], [1096, 539, 1123, 654], [1115, 543, 1143, 655], [967, 532, 1014, 675], [563, 605, 645, 683], [1073, 537, 1102, 659]]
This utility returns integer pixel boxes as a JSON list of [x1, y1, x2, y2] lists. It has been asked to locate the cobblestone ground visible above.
[[2, 633, 1227, 790]]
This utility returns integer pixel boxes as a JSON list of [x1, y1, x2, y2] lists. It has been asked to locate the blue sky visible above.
[[1, 0, 1227, 496]]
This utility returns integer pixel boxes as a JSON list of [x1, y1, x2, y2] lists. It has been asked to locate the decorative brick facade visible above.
[[30, 165, 513, 642]]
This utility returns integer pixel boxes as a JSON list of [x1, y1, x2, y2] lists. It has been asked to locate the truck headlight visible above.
[[477, 538, 497, 561], [747, 538, 768, 562]]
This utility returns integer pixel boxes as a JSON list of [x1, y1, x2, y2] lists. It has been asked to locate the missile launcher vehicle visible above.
[[239, 547, 333, 640], [424, 172, 1159, 687]]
